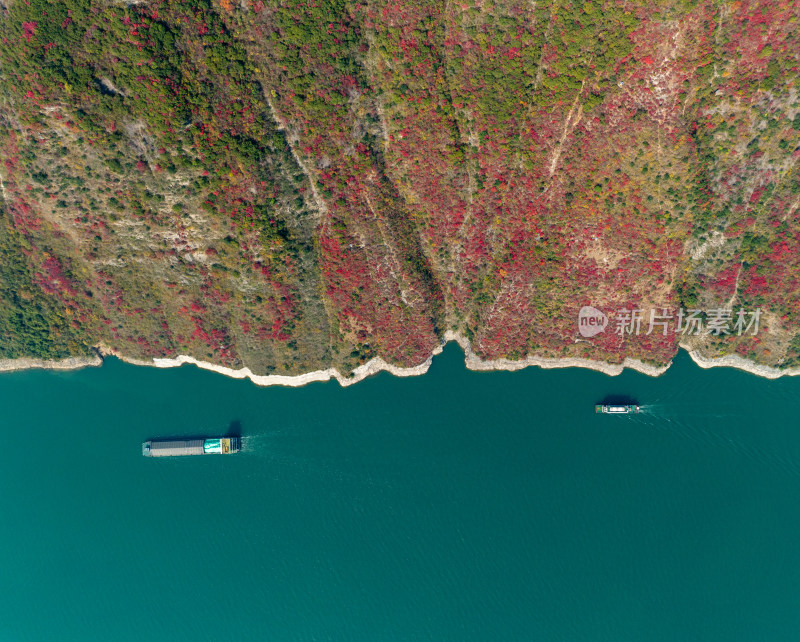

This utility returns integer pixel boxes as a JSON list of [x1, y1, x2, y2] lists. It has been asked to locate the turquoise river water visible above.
[[2, 344, 800, 640]]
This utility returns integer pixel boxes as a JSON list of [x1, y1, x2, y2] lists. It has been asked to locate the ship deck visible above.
[[143, 439, 205, 457]]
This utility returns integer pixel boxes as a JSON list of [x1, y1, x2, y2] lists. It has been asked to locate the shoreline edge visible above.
[[0, 331, 798, 384]]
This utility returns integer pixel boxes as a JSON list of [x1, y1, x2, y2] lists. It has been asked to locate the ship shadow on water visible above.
[[225, 420, 242, 439], [597, 395, 640, 406], [144, 420, 243, 445]]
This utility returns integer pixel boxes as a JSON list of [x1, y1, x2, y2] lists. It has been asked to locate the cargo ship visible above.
[[142, 437, 241, 457], [595, 404, 640, 414]]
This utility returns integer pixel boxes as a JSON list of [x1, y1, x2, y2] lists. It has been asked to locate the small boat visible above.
[[595, 404, 640, 414]]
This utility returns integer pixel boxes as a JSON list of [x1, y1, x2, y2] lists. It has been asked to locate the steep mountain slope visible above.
[[0, 0, 798, 375]]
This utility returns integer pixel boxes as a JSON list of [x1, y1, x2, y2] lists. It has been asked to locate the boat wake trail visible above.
[[239, 435, 266, 454], [633, 412, 800, 479]]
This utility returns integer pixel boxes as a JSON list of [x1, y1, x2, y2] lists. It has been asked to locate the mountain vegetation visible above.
[[0, 0, 798, 373]]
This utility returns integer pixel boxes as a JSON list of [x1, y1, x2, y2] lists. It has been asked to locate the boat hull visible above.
[[142, 437, 241, 457], [595, 404, 640, 414]]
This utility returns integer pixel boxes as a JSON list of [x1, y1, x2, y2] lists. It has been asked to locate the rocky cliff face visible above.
[[0, 0, 798, 375]]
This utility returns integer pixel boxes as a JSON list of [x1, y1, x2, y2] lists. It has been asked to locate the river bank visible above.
[[1, 333, 799, 384]]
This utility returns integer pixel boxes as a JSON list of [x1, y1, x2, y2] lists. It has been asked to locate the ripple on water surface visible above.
[[1, 348, 800, 640]]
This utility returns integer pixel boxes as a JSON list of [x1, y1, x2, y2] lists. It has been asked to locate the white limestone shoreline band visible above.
[[0, 354, 102, 373], [1, 333, 799, 383], [446, 332, 668, 378], [679, 344, 800, 380]]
